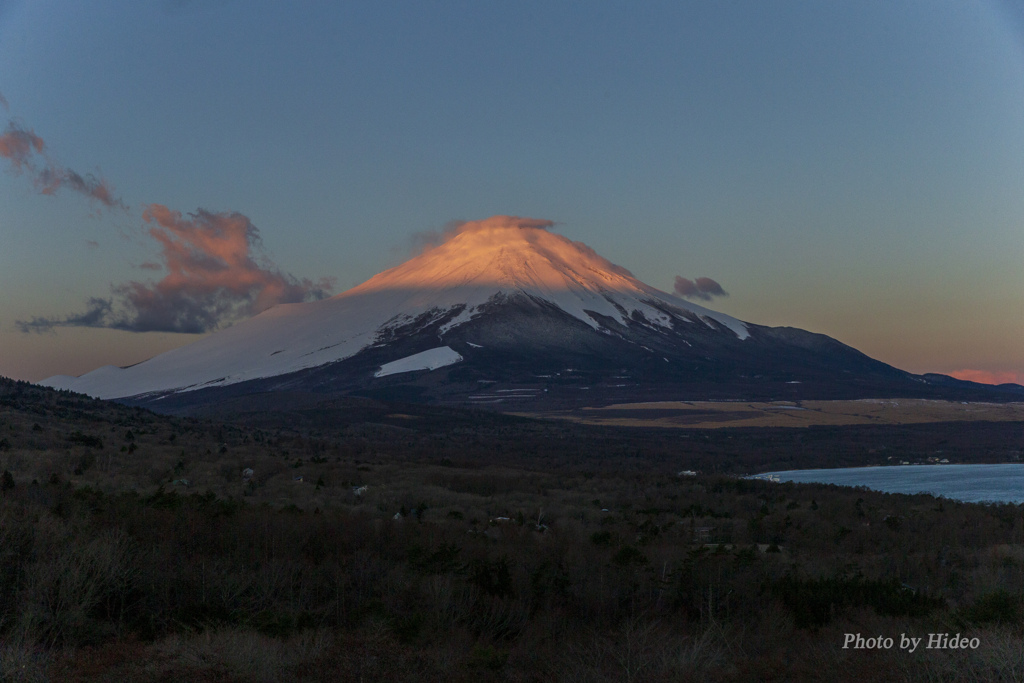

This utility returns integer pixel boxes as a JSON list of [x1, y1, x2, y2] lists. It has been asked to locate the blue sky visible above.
[[1, 0, 1023, 383]]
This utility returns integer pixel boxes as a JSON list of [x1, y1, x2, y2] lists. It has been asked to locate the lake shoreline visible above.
[[754, 463, 1024, 504]]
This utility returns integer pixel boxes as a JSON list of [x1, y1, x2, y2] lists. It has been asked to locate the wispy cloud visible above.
[[18, 298, 115, 335], [948, 369, 1024, 386], [0, 96, 126, 210], [18, 205, 336, 334], [673, 276, 728, 301], [36, 165, 125, 209]]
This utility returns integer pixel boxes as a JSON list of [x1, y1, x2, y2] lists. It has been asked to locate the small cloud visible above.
[[0, 122, 45, 171], [18, 205, 336, 334], [673, 276, 728, 301], [36, 166, 126, 210], [85, 240, 100, 249], [948, 369, 1024, 386], [0, 92, 8, 112], [0, 118, 126, 211]]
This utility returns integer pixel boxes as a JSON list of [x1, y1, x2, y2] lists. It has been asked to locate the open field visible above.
[[522, 398, 1024, 429]]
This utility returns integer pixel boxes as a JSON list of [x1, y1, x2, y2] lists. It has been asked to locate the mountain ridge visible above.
[[39, 216, 1023, 409]]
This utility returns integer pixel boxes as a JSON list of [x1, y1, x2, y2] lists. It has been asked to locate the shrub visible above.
[[774, 573, 943, 628], [68, 432, 103, 449], [965, 591, 1022, 625]]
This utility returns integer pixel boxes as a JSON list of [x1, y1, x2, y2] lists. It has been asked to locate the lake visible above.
[[754, 463, 1024, 504]]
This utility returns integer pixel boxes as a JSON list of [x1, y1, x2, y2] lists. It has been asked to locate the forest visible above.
[[1, 377, 1023, 681]]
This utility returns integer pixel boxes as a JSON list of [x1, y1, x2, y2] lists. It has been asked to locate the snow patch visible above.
[[373, 346, 463, 378]]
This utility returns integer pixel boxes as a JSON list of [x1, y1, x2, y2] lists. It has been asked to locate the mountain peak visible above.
[[40, 216, 749, 400], [343, 214, 748, 341], [349, 215, 636, 295]]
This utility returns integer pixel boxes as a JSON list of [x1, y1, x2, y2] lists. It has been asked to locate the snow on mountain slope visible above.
[[374, 346, 463, 377], [40, 216, 748, 400]]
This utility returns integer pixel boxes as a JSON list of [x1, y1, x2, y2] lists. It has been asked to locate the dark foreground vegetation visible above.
[[2, 377, 1024, 681]]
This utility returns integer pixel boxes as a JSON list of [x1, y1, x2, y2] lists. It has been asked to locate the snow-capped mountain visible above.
[[40, 216, 1015, 410]]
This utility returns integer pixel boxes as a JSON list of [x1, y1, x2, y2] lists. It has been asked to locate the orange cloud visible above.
[[949, 369, 1024, 386], [18, 205, 335, 334], [136, 204, 336, 325]]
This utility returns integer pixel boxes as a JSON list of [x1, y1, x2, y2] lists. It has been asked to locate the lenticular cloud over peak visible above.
[[408, 215, 556, 253], [455, 215, 556, 234]]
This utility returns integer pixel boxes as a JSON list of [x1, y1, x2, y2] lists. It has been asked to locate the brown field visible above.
[[520, 398, 1024, 429]]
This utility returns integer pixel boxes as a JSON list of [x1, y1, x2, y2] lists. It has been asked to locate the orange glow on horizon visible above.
[[949, 369, 1024, 386]]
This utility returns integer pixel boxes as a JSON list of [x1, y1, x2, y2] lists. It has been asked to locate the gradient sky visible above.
[[1, 0, 1023, 384]]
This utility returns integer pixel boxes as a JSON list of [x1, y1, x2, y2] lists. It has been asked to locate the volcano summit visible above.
[[40, 216, 1020, 410]]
